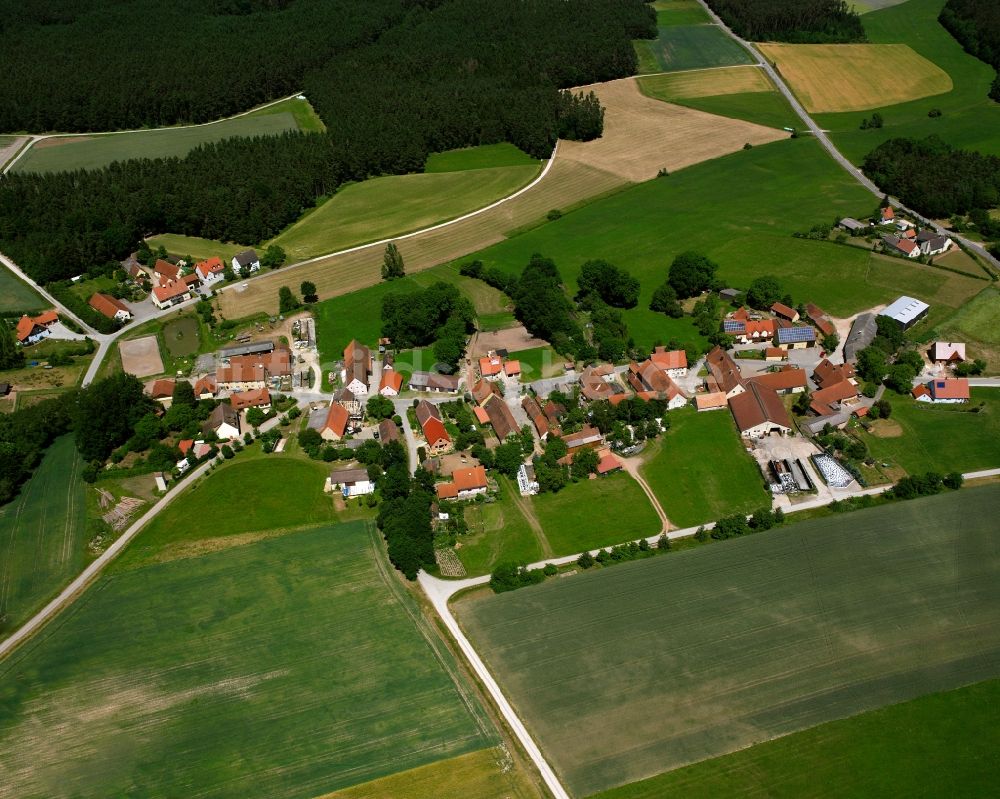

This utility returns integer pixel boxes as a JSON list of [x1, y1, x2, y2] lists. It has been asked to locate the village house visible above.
[[728, 382, 792, 438], [194, 375, 217, 399], [805, 303, 836, 339], [416, 400, 451, 454], [626, 360, 688, 409], [580, 364, 621, 402], [479, 353, 504, 380], [931, 341, 966, 365], [705, 346, 746, 399], [152, 259, 181, 288], [810, 379, 861, 416], [696, 391, 728, 411], [562, 425, 603, 453], [343, 339, 371, 395], [770, 302, 799, 323], [232, 249, 261, 275], [435, 465, 489, 500], [195, 256, 226, 284], [151, 280, 192, 310], [913, 378, 970, 404], [723, 315, 777, 343], [882, 234, 920, 258], [230, 387, 272, 412], [15, 310, 58, 345], [379, 370, 404, 397], [217, 347, 292, 391], [747, 365, 807, 395], [650, 346, 688, 378], [203, 402, 240, 440], [522, 395, 549, 439], [325, 466, 374, 497], [915, 231, 953, 256], [471, 378, 502, 406], [483, 394, 519, 441], [377, 418, 400, 444], [880, 206, 895, 224], [320, 401, 350, 441], [776, 326, 816, 350], [147, 378, 175, 407], [764, 347, 787, 362], [408, 371, 460, 393], [838, 217, 867, 234], [813, 358, 857, 390], [334, 387, 363, 419], [504, 360, 521, 378], [89, 292, 133, 322], [596, 448, 623, 476]]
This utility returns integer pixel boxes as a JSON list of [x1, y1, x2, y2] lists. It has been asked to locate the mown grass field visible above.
[[637, 67, 799, 130], [506, 345, 562, 380], [270, 164, 540, 262], [458, 139, 983, 352], [0, 264, 46, 312], [592, 679, 1000, 799], [817, 0, 1000, 161], [532, 471, 661, 554], [11, 101, 311, 174], [759, 43, 951, 113], [0, 436, 87, 638], [425, 143, 538, 173], [641, 408, 768, 527], [860, 388, 1000, 476], [654, 0, 711, 27], [457, 486, 1000, 798], [932, 286, 1000, 369], [0, 521, 497, 798], [636, 24, 754, 73], [144, 233, 250, 263]]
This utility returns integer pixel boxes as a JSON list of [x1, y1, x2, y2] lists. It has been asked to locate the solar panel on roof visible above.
[[777, 326, 815, 343], [723, 319, 745, 333]]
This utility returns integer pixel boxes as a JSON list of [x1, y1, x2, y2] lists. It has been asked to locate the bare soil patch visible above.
[[869, 419, 903, 438], [118, 335, 164, 377], [472, 325, 548, 356], [558, 77, 786, 182]]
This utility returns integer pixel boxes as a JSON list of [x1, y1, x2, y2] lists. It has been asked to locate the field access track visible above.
[[456, 486, 1000, 798], [218, 78, 784, 318]]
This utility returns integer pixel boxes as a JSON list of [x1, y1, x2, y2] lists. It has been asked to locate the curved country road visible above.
[[694, 0, 1000, 270]]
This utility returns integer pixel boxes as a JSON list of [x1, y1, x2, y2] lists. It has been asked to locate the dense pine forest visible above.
[[940, 0, 1000, 101], [862, 136, 1000, 219], [0, 0, 655, 285], [705, 0, 864, 43]]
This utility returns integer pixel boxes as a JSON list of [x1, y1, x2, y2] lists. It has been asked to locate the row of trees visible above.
[[705, 0, 864, 43], [0, 0, 655, 284], [940, 0, 1000, 101], [862, 135, 1000, 218]]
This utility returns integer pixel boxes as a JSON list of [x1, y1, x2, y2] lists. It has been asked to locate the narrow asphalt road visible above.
[[694, 0, 1000, 271]]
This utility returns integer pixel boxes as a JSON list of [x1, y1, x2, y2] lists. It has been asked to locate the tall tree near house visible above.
[[300, 281, 318, 303], [171, 380, 197, 408], [73, 373, 155, 462], [0, 322, 24, 370], [382, 242, 405, 281]]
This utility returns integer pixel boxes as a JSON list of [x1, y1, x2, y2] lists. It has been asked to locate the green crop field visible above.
[[425, 143, 539, 173], [532, 472, 661, 554], [816, 0, 1000, 162], [0, 264, 46, 313], [0, 520, 497, 798], [453, 139, 982, 352], [635, 24, 754, 73], [0, 436, 87, 638], [859, 389, 1000, 476], [592, 679, 1000, 799], [654, 0, 711, 27], [11, 101, 312, 175], [670, 90, 800, 130], [270, 165, 539, 262], [457, 486, 1000, 798], [641, 408, 768, 527], [932, 286, 1000, 369]]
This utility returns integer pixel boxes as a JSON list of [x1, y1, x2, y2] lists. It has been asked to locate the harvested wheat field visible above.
[[637, 65, 774, 100], [758, 43, 952, 113], [557, 78, 786, 181], [219, 78, 784, 317]]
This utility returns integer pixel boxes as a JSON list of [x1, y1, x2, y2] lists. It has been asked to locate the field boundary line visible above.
[[2, 92, 303, 175]]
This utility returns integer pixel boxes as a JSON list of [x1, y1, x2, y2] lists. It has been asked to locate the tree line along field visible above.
[[640, 409, 768, 528], [860, 388, 1000, 477], [456, 485, 1000, 798], [10, 98, 320, 175], [636, 66, 800, 130], [448, 138, 986, 352], [815, 0, 1000, 162], [0, 436, 87, 638], [591, 678, 1000, 798], [0, 512, 507, 798]]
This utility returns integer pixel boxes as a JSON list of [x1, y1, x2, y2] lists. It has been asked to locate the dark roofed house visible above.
[[203, 402, 240, 439], [705, 346, 745, 398], [232, 249, 261, 274], [805, 303, 836, 338], [562, 425, 603, 452], [409, 370, 460, 393], [838, 217, 866, 233], [728, 382, 792, 438], [844, 313, 877, 363], [747, 366, 807, 394], [378, 418, 400, 444], [415, 399, 442, 427], [343, 339, 371, 395], [522, 395, 549, 438], [483, 395, 518, 441]]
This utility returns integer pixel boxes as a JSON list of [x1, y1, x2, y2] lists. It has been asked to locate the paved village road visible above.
[[693, 0, 1000, 271]]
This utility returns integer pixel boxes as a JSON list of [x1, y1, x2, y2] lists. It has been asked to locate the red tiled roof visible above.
[[912, 384, 931, 400], [770, 302, 797, 320], [650, 347, 687, 370], [89, 292, 130, 319], [421, 416, 451, 446], [379, 371, 403, 393], [696, 391, 728, 410], [194, 375, 217, 396], [473, 405, 489, 424], [810, 380, 858, 415], [149, 379, 175, 399], [745, 319, 777, 337], [178, 439, 194, 455], [596, 452, 622, 474], [705, 346, 744, 394], [728, 382, 791, 433], [322, 402, 349, 437], [153, 259, 180, 284], [882, 207, 895, 220], [479, 355, 502, 377], [765, 347, 786, 359], [503, 360, 521, 376], [230, 387, 271, 410], [153, 281, 189, 303], [15, 316, 37, 342], [452, 466, 488, 492], [33, 310, 58, 326], [813, 358, 855, 390], [747, 366, 807, 392], [195, 256, 225, 279], [435, 482, 459, 499], [931, 378, 970, 400]]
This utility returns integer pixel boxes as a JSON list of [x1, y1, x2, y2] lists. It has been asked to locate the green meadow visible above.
[[0, 436, 87, 637], [641, 408, 769, 527], [817, 0, 1000, 162], [636, 24, 754, 74], [424, 143, 539, 173], [0, 264, 46, 312], [454, 139, 982, 351]]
